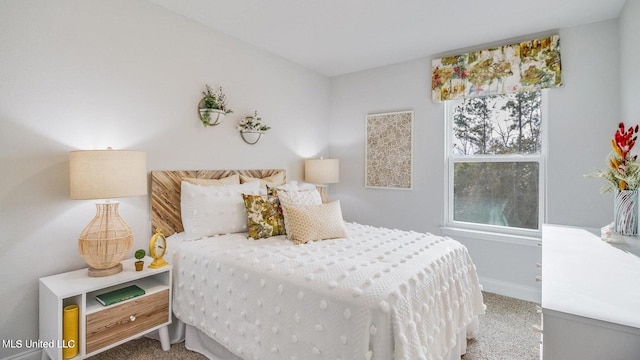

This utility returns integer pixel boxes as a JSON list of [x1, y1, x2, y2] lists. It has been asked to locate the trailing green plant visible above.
[[237, 110, 271, 133], [200, 85, 232, 113], [199, 85, 233, 127]]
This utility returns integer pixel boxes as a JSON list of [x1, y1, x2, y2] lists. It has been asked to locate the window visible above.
[[445, 90, 545, 236]]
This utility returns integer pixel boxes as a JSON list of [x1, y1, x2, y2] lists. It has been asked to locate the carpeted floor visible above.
[[90, 292, 540, 359], [462, 292, 540, 360]]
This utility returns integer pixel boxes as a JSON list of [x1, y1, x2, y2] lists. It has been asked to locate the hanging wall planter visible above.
[[199, 108, 227, 126], [198, 85, 233, 127], [237, 111, 271, 145], [240, 131, 263, 145]]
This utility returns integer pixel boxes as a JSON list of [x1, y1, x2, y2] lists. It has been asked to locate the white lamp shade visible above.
[[305, 158, 340, 184], [70, 149, 147, 200]]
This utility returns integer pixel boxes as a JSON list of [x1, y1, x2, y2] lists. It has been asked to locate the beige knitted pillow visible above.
[[283, 201, 347, 244], [276, 188, 322, 239]]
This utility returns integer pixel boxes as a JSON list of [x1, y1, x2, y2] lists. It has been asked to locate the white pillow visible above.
[[276, 188, 322, 239], [275, 181, 317, 192], [181, 181, 261, 240]]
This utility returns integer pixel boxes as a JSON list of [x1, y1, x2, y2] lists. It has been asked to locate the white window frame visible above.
[[443, 91, 547, 239]]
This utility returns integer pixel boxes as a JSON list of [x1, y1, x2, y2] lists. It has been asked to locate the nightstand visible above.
[[39, 258, 172, 360]]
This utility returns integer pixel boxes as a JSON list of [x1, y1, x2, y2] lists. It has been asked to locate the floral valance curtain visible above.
[[431, 35, 562, 102]]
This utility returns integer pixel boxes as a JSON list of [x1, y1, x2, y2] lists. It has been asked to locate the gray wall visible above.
[[621, 0, 640, 122], [0, 1, 329, 358], [547, 20, 620, 227], [329, 19, 621, 301], [329, 59, 442, 231]]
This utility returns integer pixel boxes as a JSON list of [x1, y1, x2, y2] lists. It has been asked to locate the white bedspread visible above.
[[170, 222, 484, 360]]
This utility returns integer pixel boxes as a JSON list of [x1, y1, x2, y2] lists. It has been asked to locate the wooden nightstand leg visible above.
[[159, 326, 170, 351]]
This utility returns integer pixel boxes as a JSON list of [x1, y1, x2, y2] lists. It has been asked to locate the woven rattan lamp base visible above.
[[87, 263, 123, 277], [78, 202, 133, 277]]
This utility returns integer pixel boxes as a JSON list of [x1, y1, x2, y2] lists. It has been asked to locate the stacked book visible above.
[[95, 285, 145, 306]]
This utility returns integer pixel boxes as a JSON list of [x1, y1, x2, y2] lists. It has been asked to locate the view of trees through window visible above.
[[451, 91, 542, 230]]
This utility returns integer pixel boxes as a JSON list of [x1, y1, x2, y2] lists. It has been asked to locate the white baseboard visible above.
[[1, 349, 41, 360], [480, 276, 541, 303]]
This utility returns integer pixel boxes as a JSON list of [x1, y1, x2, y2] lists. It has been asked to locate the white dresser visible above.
[[541, 224, 640, 360]]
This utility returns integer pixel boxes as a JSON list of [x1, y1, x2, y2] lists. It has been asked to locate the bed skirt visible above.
[[154, 316, 479, 360]]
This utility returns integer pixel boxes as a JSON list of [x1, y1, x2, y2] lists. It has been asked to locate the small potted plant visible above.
[[134, 249, 146, 271], [237, 110, 271, 144], [198, 85, 233, 127]]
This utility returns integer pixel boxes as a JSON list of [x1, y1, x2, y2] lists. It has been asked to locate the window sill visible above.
[[440, 226, 541, 247]]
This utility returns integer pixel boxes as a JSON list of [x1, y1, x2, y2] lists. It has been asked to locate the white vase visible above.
[[613, 189, 638, 236]]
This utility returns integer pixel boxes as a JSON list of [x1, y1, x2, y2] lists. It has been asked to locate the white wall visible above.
[[329, 58, 443, 231], [547, 20, 620, 227], [329, 19, 620, 302], [620, 0, 640, 122], [0, 1, 329, 358]]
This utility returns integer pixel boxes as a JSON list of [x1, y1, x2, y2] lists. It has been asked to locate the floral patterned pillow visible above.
[[242, 194, 286, 239]]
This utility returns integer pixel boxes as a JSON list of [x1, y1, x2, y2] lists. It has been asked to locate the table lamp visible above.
[[69, 148, 147, 277], [304, 158, 339, 203]]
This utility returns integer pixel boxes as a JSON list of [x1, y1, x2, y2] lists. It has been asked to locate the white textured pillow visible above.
[[283, 201, 347, 244], [180, 181, 261, 240], [276, 188, 322, 239]]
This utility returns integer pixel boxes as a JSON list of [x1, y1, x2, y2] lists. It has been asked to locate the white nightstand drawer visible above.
[[86, 289, 169, 353]]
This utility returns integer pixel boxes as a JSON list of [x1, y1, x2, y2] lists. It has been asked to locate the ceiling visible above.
[[146, 0, 626, 77]]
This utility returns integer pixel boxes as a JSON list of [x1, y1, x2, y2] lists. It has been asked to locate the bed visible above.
[[151, 169, 485, 360]]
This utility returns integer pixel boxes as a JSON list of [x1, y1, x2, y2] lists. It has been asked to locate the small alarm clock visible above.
[[148, 229, 168, 269]]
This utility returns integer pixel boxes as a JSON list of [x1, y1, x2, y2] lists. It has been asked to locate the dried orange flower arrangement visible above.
[[591, 122, 640, 192]]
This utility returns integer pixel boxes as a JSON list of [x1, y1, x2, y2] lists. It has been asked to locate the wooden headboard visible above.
[[150, 169, 285, 236]]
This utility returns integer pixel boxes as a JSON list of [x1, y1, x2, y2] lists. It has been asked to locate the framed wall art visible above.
[[365, 110, 413, 190]]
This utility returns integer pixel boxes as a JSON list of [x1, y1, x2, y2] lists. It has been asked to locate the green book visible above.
[[95, 285, 145, 306]]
